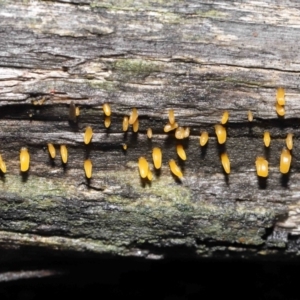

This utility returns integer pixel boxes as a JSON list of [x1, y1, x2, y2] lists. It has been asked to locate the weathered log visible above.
[[1, 0, 300, 273]]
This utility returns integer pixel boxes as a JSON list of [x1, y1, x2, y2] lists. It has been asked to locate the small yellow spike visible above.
[[183, 127, 190, 138], [103, 103, 111, 117], [255, 157, 268, 177], [75, 106, 80, 117], [152, 147, 162, 169], [0, 154, 6, 173], [164, 122, 178, 133], [286, 133, 293, 150], [248, 110, 253, 122], [221, 152, 230, 174], [20, 147, 30, 172], [122, 143, 127, 150], [168, 109, 175, 125], [128, 108, 138, 125], [169, 159, 183, 178], [221, 111, 229, 124], [276, 87, 285, 106], [147, 169, 153, 181], [176, 144, 186, 160], [147, 128, 153, 139], [84, 126, 93, 144], [132, 118, 139, 132], [60, 145, 68, 164], [123, 116, 129, 132], [138, 157, 149, 178], [263, 131, 271, 147], [199, 131, 209, 146], [47, 143, 56, 159], [84, 159, 93, 178], [175, 127, 185, 139], [104, 116, 111, 128], [214, 124, 226, 144], [280, 148, 291, 174], [276, 103, 285, 117]]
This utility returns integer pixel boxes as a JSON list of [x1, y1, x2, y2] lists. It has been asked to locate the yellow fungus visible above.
[[69, 101, 76, 122], [152, 147, 162, 169], [221, 111, 229, 124], [0, 155, 6, 173], [128, 108, 138, 125], [147, 128, 153, 139], [169, 159, 183, 178], [123, 116, 129, 132], [286, 133, 293, 150], [104, 116, 111, 128], [248, 110, 253, 122], [47, 143, 56, 159], [263, 131, 271, 147], [60, 145, 68, 164], [164, 122, 178, 133], [133, 118, 139, 132], [184, 127, 190, 138], [138, 157, 149, 178], [168, 109, 175, 125], [20, 147, 30, 172], [147, 169, 153, 181], [176, 144, 186, 160], [84, 126, 93, 144], [199, 131, 209, 146], [280, 148, 291, 174], [38, 97, 46, 105], [75, 106, 80, 117], [103, 103, 111, 117], [276, 87, 285, 105], [122, 143, 127, 150], [214, 124, 226, 144], [175, 127, 185, 139], [276, 103, 285, 117], [255, 157, 268, 177], [84, 159, 93, 178], [221, 152, 230, 174]]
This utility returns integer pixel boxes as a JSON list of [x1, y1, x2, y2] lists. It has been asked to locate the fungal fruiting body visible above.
[[221, 111, 229, 124], [138, 157, 149, 178], [255, 157, 268, 177], [103, 103, 111, 117], [168, 109, 175, 125], [147, 128, 153, 139], [248, 110, 253, 122], [263, 131, 271, 147], [280, 148, 291, 174], [133, 118, 139, 132], [147, 169, 153, 181], [276, 87, 285, 105], [69, 101, 76, 122], [176, 144, 186, 160], [214, 124, 226, 144], [152, 147, 162, 169], [60, 145, 68, 164], [0, 155, 6, 173], [75, 106, 80, 117], [175, 127, 185, 139], [47, 143, 56, 159], [128, 108, 138, 125], [221, 153, 230, 174], [104, 116, 111, 128], [84, 126, 93, 144], [123, 116, 129, 132], [84, 159, 92, 178], [169, 159, 183, 178], [122, 143, 127, 150], [184, 127, 190, 138], [286, 133, 293, 150], [276, 103, 285, 116], [200, 131, 209, 146], [164, 122, 178, 133], [20, 147, 30, 172]]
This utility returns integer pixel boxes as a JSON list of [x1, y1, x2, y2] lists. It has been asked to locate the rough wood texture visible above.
[[1, 0, 300, 265]]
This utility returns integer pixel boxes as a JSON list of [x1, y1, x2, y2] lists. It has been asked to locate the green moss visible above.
[[88, 79, 116, 91], [196, 9, 227, 19]]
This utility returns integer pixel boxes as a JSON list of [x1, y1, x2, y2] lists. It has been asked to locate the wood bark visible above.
[[1, 0, 300, 273]]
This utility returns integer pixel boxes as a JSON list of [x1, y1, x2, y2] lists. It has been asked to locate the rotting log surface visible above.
[[1, 0, 300, 266]]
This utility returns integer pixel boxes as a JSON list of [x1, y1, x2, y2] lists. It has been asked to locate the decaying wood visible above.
[[1, 0, 300, 269]]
